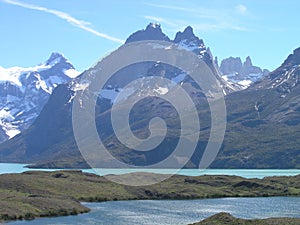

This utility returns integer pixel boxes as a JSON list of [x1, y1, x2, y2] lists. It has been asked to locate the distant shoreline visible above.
[[0, 170, 299, 223], [189, 212, 300, 225], [1, 163, 300, 179]]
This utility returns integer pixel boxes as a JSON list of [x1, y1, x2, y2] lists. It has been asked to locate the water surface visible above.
[[1, 163, 300, 178], [8, 197, 300, 225]]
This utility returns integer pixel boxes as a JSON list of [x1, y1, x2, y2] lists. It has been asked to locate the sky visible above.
[[0, 0, 300, 72]]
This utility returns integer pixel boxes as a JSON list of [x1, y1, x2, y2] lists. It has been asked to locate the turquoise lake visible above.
[[1, 163, 300, 178], [1, 163, 299, 224], [8, 197, 300, 225]]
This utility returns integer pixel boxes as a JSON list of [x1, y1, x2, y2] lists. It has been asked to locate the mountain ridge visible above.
[[0, 24, 299, 169], [219, 56, 269, 88], [0, 52, 79, 143]]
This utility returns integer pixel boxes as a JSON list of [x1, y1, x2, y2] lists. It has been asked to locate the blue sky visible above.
[[0, 0, 300, 72]]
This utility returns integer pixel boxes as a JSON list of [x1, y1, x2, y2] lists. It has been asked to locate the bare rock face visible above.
[[0, 53, 79, 142], [219, 56, 269, 88], [125, 23, 239, 94], [220, 57, 243, 75], [125, 23, 170, 43], [4, 25, 300, 170], [242, 56, 263, 76], [254, 47, 300, 93], [0, 24, 241, 166]]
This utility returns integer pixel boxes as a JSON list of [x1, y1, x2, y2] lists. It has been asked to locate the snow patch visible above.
[[0, 63, 53, 86], [47, 56, 61, 67], [6, 129, 20, 139], [238, 80, 252, 87], [153, 87, 169, 95], [222, 72, 264, 89], [150, 22, 160, 28], [47, 76, 65, 86], [0, 53, 77, 141], [7, 95, 20, 102], [177, 40, 203, 51], [34, 74, 51, 94], [72, 82, 90, 92], [0, 109, 14, 121], [64, 69, 80, 78]]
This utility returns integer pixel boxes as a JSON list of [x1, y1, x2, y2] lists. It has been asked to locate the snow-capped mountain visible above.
[[0, 53, 79, 142], [97, 23, 240, 105], [1, 24, 300, 170], [173, 26, 207, 57], [125, 22, 171, 43], [219, 56, 269, 89], [254, 47, 300, 95]]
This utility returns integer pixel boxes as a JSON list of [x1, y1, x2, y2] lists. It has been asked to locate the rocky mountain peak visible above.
[[220, 57, 243, 74], [183, 26, 193, 34], [220, 56, 268, 89], [173, 26, 204, 47], [281, 47, 300, 67], [146, 22, 161, 30], [255, 47, 300, 93], [125, 23, 170, 43], [214, 56, 219, 68], [0, 53, 77, 142], [244, 56, 253, 68], [174, 26, 194, 41], [45, 52, 68, 66]]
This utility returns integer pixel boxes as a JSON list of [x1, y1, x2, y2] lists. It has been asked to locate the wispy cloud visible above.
[[235, 4, 248, 15], [144, 2, 250, 32], [145, 3, 223, 21], [144, 16, 180, 28], [193, 22, 248, 32], [144, 15, 248, 33], [0, 0, 124, 43]]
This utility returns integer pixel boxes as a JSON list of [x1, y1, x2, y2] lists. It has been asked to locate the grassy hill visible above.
[[190, 212, 300, 225], [0, 171, 299, 222]]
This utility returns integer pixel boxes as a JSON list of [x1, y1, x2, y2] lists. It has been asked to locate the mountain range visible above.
[[0, 53, 79, 143], [219, 56, 269, 88], [0, 23, 299, 169]]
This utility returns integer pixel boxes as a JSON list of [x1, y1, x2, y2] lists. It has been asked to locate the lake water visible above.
[[1, 163, 300, 178], [1, 164, 300, 224], [8, 197, 300, 225]]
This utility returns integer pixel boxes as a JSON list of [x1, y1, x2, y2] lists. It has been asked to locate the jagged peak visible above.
[[206, 47, 212, 57], [220, 57, 242, 66], [173, 26, 203, 44], [214, 56, 219, 67], [45, 52, 67, 66], [244, 56, 253, 67], [146, 22, 161, 29], [281, 47, 300, 67], [293, 47, 300, 55], [182, 26, 194, 36], [48, 52, 65, 60], [125, 23, 170, 44]]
